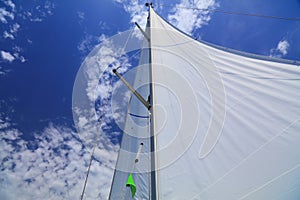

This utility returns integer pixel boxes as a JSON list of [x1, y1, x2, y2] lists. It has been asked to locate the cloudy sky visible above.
[[0, 0, 299, 199]]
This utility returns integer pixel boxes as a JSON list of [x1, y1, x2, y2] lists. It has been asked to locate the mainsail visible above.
[[109, 5, 300, 200]]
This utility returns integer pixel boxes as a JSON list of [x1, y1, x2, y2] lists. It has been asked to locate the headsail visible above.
[[109, 6, 300, 200], [108, 13, 152, 199]]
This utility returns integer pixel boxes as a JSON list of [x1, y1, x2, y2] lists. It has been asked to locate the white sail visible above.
[[109, 21, 152, 199], [109, 6, 300, 200], [150, 6, 300, 200]]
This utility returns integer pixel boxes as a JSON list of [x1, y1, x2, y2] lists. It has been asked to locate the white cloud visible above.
[[10, 23, 20, 33], [30, 17, 43, 22], [168, 0, 218, 34], [73, 30, 143, 154], [113, 0, 148, 27], [3, 31, 14, 39], [44, 1, 55, 15], [0, 7, 14, 23], [114, 0, 125, 3], [270, 39, 290, 58], [1, 50, 15, 62], [3, 23, 20, 40], [0, 66, 11, 76], [19, 56, 26, 62], [0, 1, 54, 74], [99, 20, 109, 30], [20, 1, 55, 23], [77, 34, 98, 54], [124, 0, 148, 27], [277, 40, 289, 55], [3, 0, 16, 11], [0, 114, 118, 199], [114, 0, 218, 35], [0, 115, 11, 129], [13, 52, 26, 63], [112, 0, 150, 40], [81, 34, 132, 103], [0, 50, 26, 63]]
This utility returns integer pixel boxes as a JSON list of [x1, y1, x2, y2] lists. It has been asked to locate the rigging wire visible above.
[[80, 79, 112, 200], [80, 31, 133, 199], [157, 4, 300, 21], [80, 25, 145, 200]]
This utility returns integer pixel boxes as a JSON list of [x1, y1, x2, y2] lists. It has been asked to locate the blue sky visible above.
[[0, 0, 299, 199]]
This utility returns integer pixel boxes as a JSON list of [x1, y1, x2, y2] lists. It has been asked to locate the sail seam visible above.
[[191, 117, 300, 199]]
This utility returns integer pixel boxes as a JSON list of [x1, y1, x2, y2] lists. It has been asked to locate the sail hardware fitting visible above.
[[135, 142, 144, 163], [145, 2, 153, 7], [135, 22, 150, 42], [129, 113, 150, 118], [113, 68, 151, 110]]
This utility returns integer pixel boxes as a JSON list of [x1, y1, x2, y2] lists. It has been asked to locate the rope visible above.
[[157, 4, 300, 21]]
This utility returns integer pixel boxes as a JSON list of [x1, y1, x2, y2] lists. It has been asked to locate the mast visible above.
[[146, 2, 158, 200]]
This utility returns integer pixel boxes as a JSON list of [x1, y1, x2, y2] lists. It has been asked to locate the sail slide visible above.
[[109, 6, 300, 200]]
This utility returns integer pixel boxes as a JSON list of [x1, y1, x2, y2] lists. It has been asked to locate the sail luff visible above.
[[150, 6, 300, 200], [148, 5, 159, 200]]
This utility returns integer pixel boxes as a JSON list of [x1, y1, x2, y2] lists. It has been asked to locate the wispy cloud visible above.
[[77, 34, 99, 55], [270, 39, 290, 58], [168, 0, 218, 34], [21, 1, 55, 23], [99, 20, 109, 30], [77, 11, 85, 20], [77, 11, 85, 25]]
